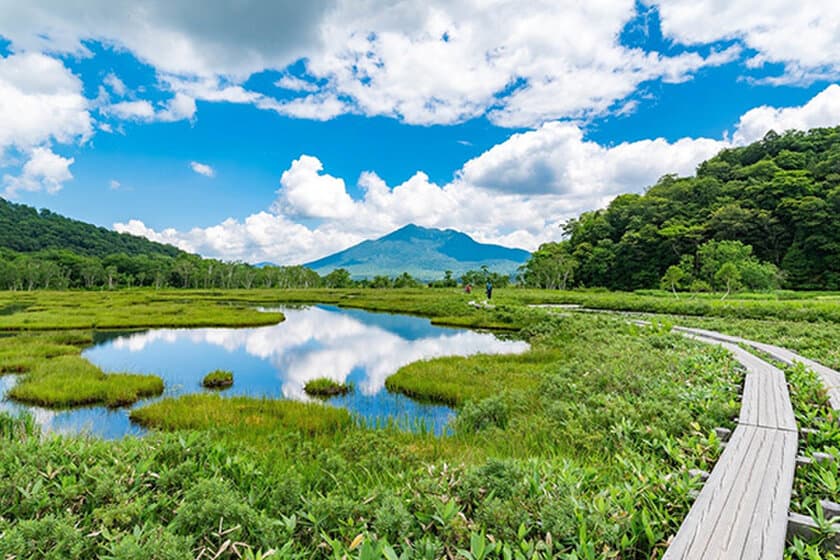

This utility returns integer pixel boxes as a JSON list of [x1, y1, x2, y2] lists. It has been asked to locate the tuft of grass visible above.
[[130, 393, 352, 436], [202, 369, 233, 389], [303, 377, 351, 397], [8, 355, 163, 408], [386, 351, 548, 406]]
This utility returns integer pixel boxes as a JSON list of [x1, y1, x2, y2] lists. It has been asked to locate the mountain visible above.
[[0, 197, 184, 258], [304, 224, 530, 281]]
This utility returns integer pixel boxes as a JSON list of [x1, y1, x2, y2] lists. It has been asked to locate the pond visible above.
[[0, 305, 529, 438]]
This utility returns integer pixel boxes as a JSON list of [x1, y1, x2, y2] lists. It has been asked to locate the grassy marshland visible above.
[[8, 355, 163, 408], [0, 311, 739, 558], [0, 330, 163, 408], [201, 369, 233, 389], [1, 288, 839, 557], [303, 377, 351, 397], [131, 394, 351, 436]]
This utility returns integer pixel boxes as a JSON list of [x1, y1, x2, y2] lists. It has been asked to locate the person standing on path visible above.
[[485, 281, 493, 300]]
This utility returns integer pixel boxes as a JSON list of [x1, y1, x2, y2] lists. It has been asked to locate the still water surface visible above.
[[0, 305, 529, 438]]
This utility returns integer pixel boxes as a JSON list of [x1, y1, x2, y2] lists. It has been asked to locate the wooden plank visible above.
[[663, 330, 798, 560], [663, 426, 796, 559], [688, 335, 796, 431], [676, 326, 840, 411]]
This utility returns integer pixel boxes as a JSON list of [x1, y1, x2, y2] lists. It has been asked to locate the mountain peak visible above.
[[305, 225, 529, 281], [380, 223, 442, 241]]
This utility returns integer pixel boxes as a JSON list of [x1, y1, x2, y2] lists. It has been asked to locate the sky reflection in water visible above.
[[0, 305, 529, 438]]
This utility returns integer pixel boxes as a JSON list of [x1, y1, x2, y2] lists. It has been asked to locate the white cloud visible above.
[[103, 93, 196, 123], [275, 155, 357, 218], [189, 161, 215, 177], [106, 100, 156, 120], [459, 121, 725, 196], [0, 0, 761, 128], [275, 75, 318, 92], [0, 51, 92, 153], [650, 0, 840, 84], [3, 147, 74, 197], [103, 72, 127, 97], [109, 179, 121, 190], [731, 84, 840, 145]]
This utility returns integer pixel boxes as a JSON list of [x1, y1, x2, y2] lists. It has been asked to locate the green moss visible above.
[[8, 355, 163, 408], [201, 369, 233, 389], [303, 377, 351, 397]]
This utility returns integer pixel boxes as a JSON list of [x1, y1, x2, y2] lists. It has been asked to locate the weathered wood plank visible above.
[[663, 331, 798, 559], [675, 326, 840, 411]]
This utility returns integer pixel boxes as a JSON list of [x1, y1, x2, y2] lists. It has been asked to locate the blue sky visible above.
[[0, 1, 839, 264]]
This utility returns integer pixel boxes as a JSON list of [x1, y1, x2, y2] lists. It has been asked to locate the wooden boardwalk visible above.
[[676, 326, 840, 411], [662, 332, 798, 559]]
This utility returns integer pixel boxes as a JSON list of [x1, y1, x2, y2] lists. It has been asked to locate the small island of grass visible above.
[[304, 377, 351, 397], [202, 369, 234, 389]]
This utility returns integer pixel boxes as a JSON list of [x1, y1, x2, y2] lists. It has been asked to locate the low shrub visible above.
[[202, 369, 233, 389], [303, 377, 351, 397]]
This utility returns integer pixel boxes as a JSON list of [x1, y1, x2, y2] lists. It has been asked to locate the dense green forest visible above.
[[520, 126, 840, 291], [0, 198, 183, 258]]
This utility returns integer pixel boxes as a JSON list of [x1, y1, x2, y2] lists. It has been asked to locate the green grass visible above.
[[0, 290, 283, 331], [130, 394, 352, 436], [8, 355, 163, 408], [303, 377, 351, 397], [0, 331, 91, 374], [202, 369, 233, 389], [386, 351, 548, 406]]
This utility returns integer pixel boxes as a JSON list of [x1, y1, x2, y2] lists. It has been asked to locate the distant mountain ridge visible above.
[[304, 224, 530, 280]]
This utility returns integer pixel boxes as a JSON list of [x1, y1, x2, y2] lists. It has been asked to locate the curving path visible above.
[[661, 325, 840, 558], [662, 332, 797, 559], [674, 326, 840, 411]]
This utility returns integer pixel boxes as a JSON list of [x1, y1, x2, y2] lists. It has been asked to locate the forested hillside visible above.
[[521, 126, 840, 291], [0, 198, 183, 258]]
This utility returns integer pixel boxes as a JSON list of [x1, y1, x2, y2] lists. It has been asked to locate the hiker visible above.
[[465, 283, 472, 294], [485, 281, 493, 299]]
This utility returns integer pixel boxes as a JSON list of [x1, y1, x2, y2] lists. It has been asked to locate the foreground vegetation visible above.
[[0, 289, 745, 558], [2, 288, 840, 557]]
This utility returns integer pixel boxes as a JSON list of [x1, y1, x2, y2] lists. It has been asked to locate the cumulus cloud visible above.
[[114, 126, 725, 264], [0, 0, 769, 128], [731, 84, 840, 145], [650, 0, 840, 84], [0, 1, 334, 80], [189, 161, 215, 177], [0, 51, 92, 153], [3, 147, 75, 197], [275, 155, 357, 218]]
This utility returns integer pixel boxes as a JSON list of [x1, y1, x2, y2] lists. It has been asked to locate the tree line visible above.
[[0, 249, 514, 291], [519, 126, 840, 291]]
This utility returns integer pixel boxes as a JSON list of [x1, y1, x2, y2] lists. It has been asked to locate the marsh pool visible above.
[[0, 305, 529, 438]]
